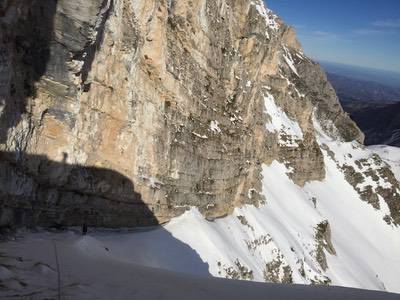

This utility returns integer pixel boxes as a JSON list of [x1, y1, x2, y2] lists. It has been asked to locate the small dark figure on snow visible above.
[[82, 223, 88, 236], [82, 211, 89, 235]]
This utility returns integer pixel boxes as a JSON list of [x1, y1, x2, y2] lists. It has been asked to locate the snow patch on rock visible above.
[[264, 91, 303, 147], [251, 0, 280, 38], [210, 120, 222, 134]]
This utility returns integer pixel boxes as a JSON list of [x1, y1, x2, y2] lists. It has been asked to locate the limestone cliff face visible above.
[[1, 0, 398, 228]]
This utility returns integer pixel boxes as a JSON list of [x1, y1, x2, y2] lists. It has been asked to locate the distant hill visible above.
[[327, 72, 400, 103], [321, 61, 400, 89]]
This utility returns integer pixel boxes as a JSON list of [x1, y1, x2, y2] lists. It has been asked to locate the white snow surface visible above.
[[1, 231, 399, 300]]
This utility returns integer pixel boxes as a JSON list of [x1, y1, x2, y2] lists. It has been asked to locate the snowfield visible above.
[[1, 230, 399, 300]]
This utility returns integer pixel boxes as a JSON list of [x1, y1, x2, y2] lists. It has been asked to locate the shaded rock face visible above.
[[0, 0, 375, 228], [0, 151, 157, 228]]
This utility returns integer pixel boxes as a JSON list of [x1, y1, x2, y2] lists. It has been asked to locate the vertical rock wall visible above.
[[0, 0, 386, 229]]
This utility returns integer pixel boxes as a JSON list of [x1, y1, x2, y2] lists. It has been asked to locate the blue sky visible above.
[[266, 0, 400, 73]]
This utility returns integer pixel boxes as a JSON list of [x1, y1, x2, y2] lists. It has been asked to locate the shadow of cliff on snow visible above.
[[0, 150, 211, 277]]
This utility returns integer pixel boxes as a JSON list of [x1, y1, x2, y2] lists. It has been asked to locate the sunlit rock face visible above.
[[0, 0, 397, 229]]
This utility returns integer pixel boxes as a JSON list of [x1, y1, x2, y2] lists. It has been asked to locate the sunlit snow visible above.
[[264, 91, 303, 147]]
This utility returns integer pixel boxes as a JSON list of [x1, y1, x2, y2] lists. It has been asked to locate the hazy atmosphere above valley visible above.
[[0, 1, 399, 299]]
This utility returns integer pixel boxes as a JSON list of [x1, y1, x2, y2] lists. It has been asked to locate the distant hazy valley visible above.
[[324, 64, 400, 147]]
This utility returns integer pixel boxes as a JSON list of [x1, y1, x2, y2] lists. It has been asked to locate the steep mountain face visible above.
[[1, 0, 363, 227], [1, 0, 400, 294]]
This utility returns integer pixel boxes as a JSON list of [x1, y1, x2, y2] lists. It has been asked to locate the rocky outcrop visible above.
[[0, 0, 396, 230], [314, 220, 336, 271]]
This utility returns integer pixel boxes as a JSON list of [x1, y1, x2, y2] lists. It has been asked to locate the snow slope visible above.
[[151, 118, 400, 292], [1, 231, 399, 300]]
